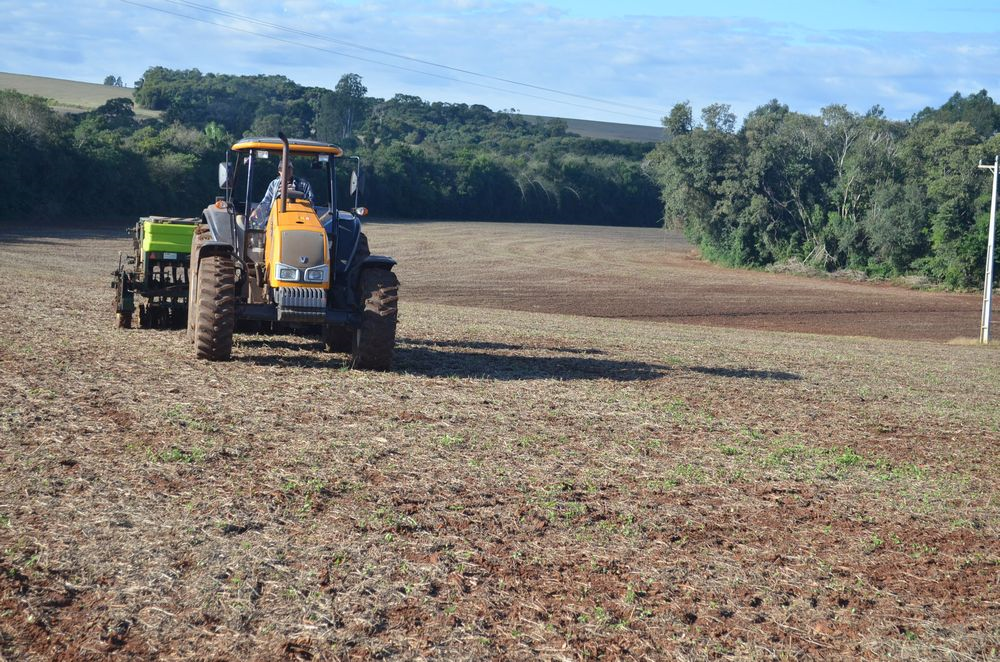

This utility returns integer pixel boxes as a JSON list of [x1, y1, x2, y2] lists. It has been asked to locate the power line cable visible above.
[[162, 0, 666, 117], [119, 0, 664, 123]]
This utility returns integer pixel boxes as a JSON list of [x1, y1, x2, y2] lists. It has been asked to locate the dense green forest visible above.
[[2, 66, 998, 288], [647, 93, 1000, 288], [0, 67, 661, 226], [0, 90, 227, 219]]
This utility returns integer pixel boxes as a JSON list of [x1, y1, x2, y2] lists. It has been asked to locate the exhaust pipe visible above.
[[278, 132, 290, 214]]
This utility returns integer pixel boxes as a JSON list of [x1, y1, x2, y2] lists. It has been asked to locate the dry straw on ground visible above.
[[0, 222, 997, 660]]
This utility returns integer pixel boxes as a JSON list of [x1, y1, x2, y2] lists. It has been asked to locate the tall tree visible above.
[[334, 73, 367, 139], [813, 104, 901, 266], [663, 101, 693, 137]]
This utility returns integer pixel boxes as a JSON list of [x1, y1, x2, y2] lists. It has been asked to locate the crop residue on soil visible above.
[[0, 221, 997, 659]]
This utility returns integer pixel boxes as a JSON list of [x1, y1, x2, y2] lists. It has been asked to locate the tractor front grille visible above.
[[280, 230, 326, 269], [275, 286, 326, 322]]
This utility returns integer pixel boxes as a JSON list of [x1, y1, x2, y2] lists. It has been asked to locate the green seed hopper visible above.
[[113, 216, 199, 329]]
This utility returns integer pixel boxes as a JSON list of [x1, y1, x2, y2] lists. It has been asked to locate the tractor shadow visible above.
[[235, 335, 656, 379], [400, 337, 606, 356], [393, 346, 665, 381], [235, 336, 802, 383], [396, 339, 800, 382], [687, 366, 802, 381], [238, 337, 321, 351]]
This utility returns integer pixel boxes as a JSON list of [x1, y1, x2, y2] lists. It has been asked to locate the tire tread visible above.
[[193, 253, 236, 361]]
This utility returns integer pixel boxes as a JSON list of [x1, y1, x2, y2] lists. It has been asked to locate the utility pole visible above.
[[978, 155, 999, 344]]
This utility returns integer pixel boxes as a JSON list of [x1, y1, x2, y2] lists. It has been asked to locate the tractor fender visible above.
[[190, 226, 234, 282], [201, 204, 236, 249], [348, 255, 397, 291], [325, 212, 363, 276], [196, 240, 233, 261]]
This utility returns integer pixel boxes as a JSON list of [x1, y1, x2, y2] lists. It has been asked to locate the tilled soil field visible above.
[[0, 221, 998, 660], [376, 222, 989, 342]]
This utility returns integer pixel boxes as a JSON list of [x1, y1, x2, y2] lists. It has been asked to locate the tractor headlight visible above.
[[276, 264, 300, 281], [304, 265, 328, 283]]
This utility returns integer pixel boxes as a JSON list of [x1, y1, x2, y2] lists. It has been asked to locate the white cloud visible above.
[[0, 0, 996, 125]]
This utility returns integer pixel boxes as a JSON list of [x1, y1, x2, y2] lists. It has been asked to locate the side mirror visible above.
[[349, 170, 359, 196], [218, 162, 232, 190]]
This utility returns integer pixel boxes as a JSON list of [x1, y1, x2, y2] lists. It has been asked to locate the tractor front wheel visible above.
[[193, 253, 236, 361], [350, 269, 398, 370]]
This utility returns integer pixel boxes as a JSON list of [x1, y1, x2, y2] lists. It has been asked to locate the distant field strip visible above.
[[371, 221, 990, 342]]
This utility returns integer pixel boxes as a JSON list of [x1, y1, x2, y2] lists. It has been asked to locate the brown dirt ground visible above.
[[0, 220, 997, 660], [374, 221, 991, 342]]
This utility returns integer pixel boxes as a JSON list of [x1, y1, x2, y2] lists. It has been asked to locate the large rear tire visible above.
[[350, 269, 398, 370], [193, 254, 236, 361]]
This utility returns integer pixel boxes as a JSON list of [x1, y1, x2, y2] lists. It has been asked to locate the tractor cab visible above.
[[222, 137, 364, 267]]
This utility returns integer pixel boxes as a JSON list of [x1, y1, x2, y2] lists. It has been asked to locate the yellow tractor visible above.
[[188, 133, 398, 368]]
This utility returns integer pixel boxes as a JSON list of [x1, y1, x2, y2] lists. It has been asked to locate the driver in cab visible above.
[[250, 158, 315, 229]]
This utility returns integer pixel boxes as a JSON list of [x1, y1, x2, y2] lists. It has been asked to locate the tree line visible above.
[[0, 91, 226, 220], [1, 67, 661, 225], [647, 93, 1000, 288], [3, 66, 998, 288], [130, 67, 662, 225]]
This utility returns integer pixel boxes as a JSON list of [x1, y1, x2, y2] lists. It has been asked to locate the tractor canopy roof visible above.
[[231, 137, 344, 157]]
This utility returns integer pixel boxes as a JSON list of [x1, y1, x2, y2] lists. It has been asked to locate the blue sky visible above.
[[542, 0, 999, 32], [1, 0, 998, 126]]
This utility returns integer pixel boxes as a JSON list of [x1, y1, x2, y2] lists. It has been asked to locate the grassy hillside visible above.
[[0, 72, 159, 118]]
